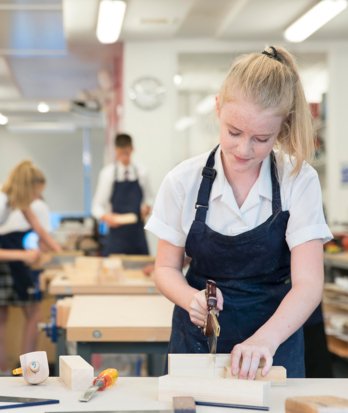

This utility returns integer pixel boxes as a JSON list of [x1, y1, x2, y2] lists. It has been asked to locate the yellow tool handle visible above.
[[93, 368, 118, 391]]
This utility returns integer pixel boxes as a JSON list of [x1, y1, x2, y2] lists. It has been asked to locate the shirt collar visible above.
[[210, 146, 226, 202], [258, 154, 272, 201], [209, 147, 272, 202]]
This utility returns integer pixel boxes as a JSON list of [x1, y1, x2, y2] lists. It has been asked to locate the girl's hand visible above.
[[230, 336, 276, 380], [22, 249, 41, 265], [101, 213, 121, 228], [188, 287, 223, 327]]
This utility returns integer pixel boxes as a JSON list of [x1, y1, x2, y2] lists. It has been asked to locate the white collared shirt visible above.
[[0, 198, 51, 234], [145, 147, 332, 250], [92, 162, 153, 220]]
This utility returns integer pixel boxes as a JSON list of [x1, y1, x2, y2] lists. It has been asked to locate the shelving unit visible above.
[[323, 254, 348, 358]]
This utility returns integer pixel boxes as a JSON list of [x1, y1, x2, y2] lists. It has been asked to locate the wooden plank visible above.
[[168, 354, 286, 384], [158, 374, 269, 406], [285, 395, 348, 413], [66, 295, 173, 342], [56, 297, 73, 328]]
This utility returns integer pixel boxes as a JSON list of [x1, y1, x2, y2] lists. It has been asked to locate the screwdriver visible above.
[[79, 368, 118, 402]]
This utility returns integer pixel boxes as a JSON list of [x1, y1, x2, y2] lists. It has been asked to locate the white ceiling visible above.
[[0, 0, 347, 128]]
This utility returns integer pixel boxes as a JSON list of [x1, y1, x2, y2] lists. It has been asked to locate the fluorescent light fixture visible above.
[[7, 122, 76, 133], [195, 95, 216, 115], [175, 116, 196, 131], [37, 102, 50, 113], [0, 113, 8, 125], [97, 0, 126, 44], [284, 0, 347, 43]]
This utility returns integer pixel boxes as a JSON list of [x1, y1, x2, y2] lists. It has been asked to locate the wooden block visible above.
[[75, 256, 103, 271], [227, 366, 287, 384], [115, 213, 138, 225], [168, 354, 286, 384], [99, 258, 124, 283], [59, 355, 94, 391], [173, 396, 196, 413], [285, 395, 348, 413], [158, 375, 269, 406]]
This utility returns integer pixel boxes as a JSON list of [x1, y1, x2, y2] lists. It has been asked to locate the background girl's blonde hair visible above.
[[219, 46, 314, 175], [2, 160, 46, 209]]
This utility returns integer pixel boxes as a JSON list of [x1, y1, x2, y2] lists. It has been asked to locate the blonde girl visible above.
[[146, 46, 331, 378]]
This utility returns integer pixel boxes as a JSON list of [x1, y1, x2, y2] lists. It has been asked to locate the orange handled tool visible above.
[[79, 368, 118, 402], [93, 368, 118, 391]]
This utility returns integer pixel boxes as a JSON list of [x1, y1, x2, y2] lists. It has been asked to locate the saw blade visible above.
[[208, 333, 217, 354]]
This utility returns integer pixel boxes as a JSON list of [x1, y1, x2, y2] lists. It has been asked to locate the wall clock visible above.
[[129, 76, 166, 110]]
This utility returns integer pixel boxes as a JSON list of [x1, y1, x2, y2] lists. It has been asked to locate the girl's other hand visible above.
[[230, 336, 276, 380]]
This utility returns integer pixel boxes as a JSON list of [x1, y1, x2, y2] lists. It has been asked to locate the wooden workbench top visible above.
[[1, 377, 348, 413], [66, 295, 173, 342], [49, 269, 157, 295]]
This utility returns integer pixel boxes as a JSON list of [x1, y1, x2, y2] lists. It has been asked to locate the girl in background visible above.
[[0, 160, 61, 374]]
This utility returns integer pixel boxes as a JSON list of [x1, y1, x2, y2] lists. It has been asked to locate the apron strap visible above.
[[194, 145, 219, 222], [194, 147, 283, 223], [270, 152, 282, 214]]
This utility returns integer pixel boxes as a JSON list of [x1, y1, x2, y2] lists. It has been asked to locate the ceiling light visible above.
[[173, 74, 183, 86], [0, 113, 8, 125], [175, 117, 196, 131], [7, 122, 76, 133], [37, 102, 50, 113], [195, 95, 216, 115], [97, 0, 126, 44], [284, 0, 347, 43]]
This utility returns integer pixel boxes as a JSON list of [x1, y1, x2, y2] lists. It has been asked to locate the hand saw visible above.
[[202, 279, 220, 354]]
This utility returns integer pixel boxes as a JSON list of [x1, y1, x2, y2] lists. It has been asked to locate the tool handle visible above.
[[93, 368, 118, 391], [206, 279, 217, 311]]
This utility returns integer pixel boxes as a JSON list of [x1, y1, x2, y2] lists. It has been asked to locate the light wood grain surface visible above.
[[1, 377, 348, 413], [66, 295, 173, 342], [49, 269, 157, 295], [168, 354, 286, 384]]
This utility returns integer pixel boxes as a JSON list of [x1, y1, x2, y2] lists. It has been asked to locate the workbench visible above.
[[49, 269, 157, 296], [61, 295, 173, 376], [323, 253, 348, 359], [1, 377, 348, 413]]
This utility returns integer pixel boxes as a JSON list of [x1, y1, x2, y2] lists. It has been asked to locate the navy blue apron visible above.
[[0, 231, 37, 301], [104, 165, 149, 255], [168, 146, 305, 378]]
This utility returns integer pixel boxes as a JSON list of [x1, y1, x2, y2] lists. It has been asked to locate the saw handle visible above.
[[206, 279, 217, 311], [204, 279, 220, 338]]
